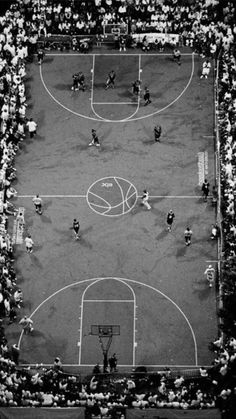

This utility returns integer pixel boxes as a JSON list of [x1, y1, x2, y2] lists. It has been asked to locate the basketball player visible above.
[[166, 210, 175, 231], [142, 190, 151, 210], [105, 70, 116, 89], [144, 87, 151, 106], [89, 129, 100, 147], [77, 71, 85, 91], [73, 219, 80, 240], [154, 125, 162, 142], [132, 79, 141, 95], [32, 194, 43, 215], [184, 227, 192, 246]]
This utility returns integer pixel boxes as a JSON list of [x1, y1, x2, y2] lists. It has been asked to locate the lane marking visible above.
[[79, 278, 136, 366], [90, 54, 140, 121], [93, 102, 136, 105], [40, 53, 195, 122], [17, 195, 86, 198], [83, 299, 134, 302], [18, 277, 198, 366]]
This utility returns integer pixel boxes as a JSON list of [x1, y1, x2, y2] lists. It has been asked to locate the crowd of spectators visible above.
[[0, 0, 235, 416]]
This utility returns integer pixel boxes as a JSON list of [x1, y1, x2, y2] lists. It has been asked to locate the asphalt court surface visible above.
[[7, 51, 218, 368]]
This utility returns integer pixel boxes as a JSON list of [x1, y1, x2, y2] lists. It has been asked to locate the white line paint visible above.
[[93, 102, 136, 105], [84, 299, 134, 302], [17, 194, 202, 199], [46, 53, 193, 57], [17, 277, 198, 366], [115, 177, 125, 215], [41, 53, 195, 122], [20, 363, 211, 368], [80, 278, 136, 366], [90, 54, 140, 122], [17, 195, 86, 198]]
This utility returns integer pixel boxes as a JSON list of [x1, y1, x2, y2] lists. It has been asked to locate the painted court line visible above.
[[17, 194, 202, 199], [16, 359, 202, 369], [46, 53, 194, 57], [93, 102, 136, 105], [17, 195, 86, 198], [41, 52, 194, 122], [83, 299, 134, 302], [18, 277, 198, 366], [20, 363, 211, 368]]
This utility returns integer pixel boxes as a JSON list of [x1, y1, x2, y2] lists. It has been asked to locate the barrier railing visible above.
[[214, 53, 224, 335]]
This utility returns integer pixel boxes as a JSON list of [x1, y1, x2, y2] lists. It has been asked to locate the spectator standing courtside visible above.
[[25, 234, 34, 253], [32, 194, 43, 215], [200, 60, 211, 79], [173, 48, 181, 65], [167, 210, 175, 231], [184, 227, 192, 246], [119, 36, 126, 52], [26, 118, 37, 138], [37, 48, 44, 65], [89, 129, 100, 147]]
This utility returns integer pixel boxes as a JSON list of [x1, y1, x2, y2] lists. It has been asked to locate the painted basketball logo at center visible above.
[[86, 176, 138, 216]]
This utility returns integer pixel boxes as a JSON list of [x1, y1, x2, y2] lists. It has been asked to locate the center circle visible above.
[[86, 176, 138, 217]]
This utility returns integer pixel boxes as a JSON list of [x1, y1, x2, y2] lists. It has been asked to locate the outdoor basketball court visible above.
[[7, 49, 218, 371]]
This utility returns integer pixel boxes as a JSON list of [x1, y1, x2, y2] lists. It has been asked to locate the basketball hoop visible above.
[[91, 325, 120, 372]]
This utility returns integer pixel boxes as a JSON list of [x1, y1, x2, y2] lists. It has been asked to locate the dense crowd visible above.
[[0, 0, 235, 416]]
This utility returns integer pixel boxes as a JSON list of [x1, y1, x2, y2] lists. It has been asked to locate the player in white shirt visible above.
[[25, 234, 34, 253], [142, 190, 151, 210], [32, 194, 43, 214]]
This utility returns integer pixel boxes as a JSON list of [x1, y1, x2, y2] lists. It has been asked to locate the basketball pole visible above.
[[98, 334, 113, 373]]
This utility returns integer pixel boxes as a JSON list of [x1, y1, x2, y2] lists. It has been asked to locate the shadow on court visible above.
[[40, 214, 52, 223]]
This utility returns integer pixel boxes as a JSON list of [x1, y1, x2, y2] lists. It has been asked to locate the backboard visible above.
[[91, 325, 120, 337]]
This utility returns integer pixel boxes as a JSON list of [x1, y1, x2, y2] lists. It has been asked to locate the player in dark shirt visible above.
[[166, 210, 175, 231], [72, 72, 85, 91], [154, 125, 162, 142], [202, 179, 210, 202], [144, 87, 151, 106], [89, 129, 100, 147], [72, 73, 80, 91], [73, 219, 80, 240], [105, 70, 116, 89], [77, 71, 85, 91], [132, 79, 141, 95]]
